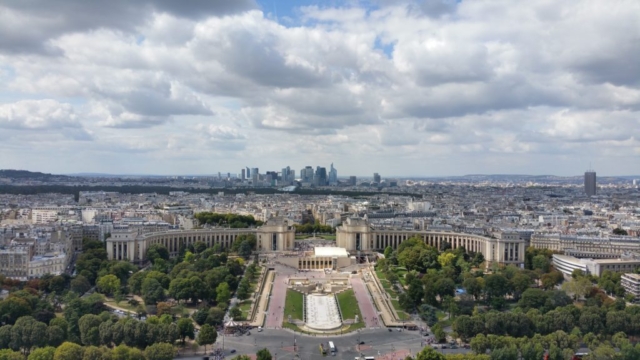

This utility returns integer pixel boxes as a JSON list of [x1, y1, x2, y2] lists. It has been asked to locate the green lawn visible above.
[[284, 290, 304, 321], [336, 289, 362, 320], [390, 300, 411, 321], [239, 300, 252, 319], [393, 267, 408, 286]]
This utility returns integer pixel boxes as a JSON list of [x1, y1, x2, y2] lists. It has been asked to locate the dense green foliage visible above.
[[195, 212, 263, 228]]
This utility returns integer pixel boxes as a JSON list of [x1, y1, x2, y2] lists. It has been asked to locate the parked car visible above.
[[359, 341, 365, 345], [230, 349, 236, 354]]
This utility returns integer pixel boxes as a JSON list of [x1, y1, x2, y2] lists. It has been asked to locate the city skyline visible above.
[[1, 0, 639, 176]]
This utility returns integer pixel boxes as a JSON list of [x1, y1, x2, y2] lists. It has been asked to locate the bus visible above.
[[328, 341, 336, 355]]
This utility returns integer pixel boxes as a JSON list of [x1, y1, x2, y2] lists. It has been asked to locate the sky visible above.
[[0, 0, 639, 177]]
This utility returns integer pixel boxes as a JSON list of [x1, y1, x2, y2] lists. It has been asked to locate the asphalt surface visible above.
[[179, 328, 471, 360]]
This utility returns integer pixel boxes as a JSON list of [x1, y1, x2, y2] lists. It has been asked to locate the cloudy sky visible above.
[[0, 0, 639, 177]]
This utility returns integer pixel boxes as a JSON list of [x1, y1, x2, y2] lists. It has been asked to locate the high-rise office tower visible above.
[[241, 169, 245, 180], [251, 168, 259, 184], [585, 170, 596, 196], [314, 166, 327, 186], [301, 166, 314, 183], [349, 176, 356, 186], [373, 173, 381, 184], [329, 163, 338, 185], [246, 167, 250, 178], [281, 166, 292, 183]]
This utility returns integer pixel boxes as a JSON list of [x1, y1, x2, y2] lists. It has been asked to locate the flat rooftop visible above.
[[314, 247, 348, 258]]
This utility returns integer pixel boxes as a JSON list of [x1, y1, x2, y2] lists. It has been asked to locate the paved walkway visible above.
[[350, 275, 380, 328], [248, 269, 274, 327], [265, 273, 287, 328]]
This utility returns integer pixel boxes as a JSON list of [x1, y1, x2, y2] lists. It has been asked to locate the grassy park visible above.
[[284, 289, 304, 320], [336, 289, 363, 320]]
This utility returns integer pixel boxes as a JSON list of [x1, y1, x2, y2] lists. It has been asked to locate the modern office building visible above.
[[373, 173, 381, 184], [301, 166, 314, 183], [314, 167, 327, 186], [349, 176, 357, 186], [585, 170, 596, 196], [329, 163, 338, 185], [621, 273, 640, 300], [552, 254, 640, 278], [241, 168, 245, 180]]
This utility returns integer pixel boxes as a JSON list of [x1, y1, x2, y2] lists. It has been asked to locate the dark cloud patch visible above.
[[408, 0, 458, 18], [0, 0, 257, 54]]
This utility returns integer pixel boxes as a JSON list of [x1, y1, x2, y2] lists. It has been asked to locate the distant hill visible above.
[[0, 169, 68, 180]]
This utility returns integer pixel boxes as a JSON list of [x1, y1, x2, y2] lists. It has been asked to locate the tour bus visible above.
[[328, 341, 336, 355]]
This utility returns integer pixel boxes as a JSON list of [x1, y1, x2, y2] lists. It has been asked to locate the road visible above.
[[178, 327, 471, 360]]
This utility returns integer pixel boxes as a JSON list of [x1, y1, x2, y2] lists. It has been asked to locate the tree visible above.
[[207, 307, 225, 326], [238, 241, 252, 259], [46, 325, 65, 348], [53, 342, 83, 360], [562, 276, 592, 300], [236, 279, 250, 301], [510, 273, 533, 300], [484, 274, 510, 302], [414, 346, 445, 360], [70, 276, 91, 295], [0, 297, 32, 325], [453, 315, 484, 342], [146, 244, 170, 264], [432, 323, 446, 343], [230, 305, 242, 320], [141, 278, 166, 305], [532, 255, 550, 273], [11, 316, 47, 355], [434, 277, 455, 304], [256, 348, 273, 360], [463, 277, 484, 300], [613, 228, 628, 236], [78, 314, 102, 346], [144, 343, 175, 360], [27, 346, 55, 360], [407, 278, 425, 307], [437, 253, 456, 268], [176, 318, 194, 344], [384, 246, 393, 259], [0, 349, 22, 360], [216, 282, 231, 305], [540, 271, 563, 290], [96, 275, 120, 296], [419, 304, 438, 326], [470, 334, 490, 355], [197, 324, 217, 353]]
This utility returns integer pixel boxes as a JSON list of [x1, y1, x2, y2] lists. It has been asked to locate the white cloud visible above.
[[0, 0, 638, 175]]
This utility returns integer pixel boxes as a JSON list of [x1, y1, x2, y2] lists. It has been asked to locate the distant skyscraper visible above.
[[241, 169, 245, 180], [314, 166, 327, 186], [251, 168, 259, 184], [301, 166, 314, 183], [246, 167, 250, 178], [329, 163, 338, 185], [281, 166, 292, 183], [349, 176, 356, 186], [373, 173, 381, 184], [585, 170, 596, 196]]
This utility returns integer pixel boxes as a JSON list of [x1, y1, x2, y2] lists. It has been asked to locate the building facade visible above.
[[106, 218, 296, 262], [585, 171, 597, 196], [336, 218, 526, 266]]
